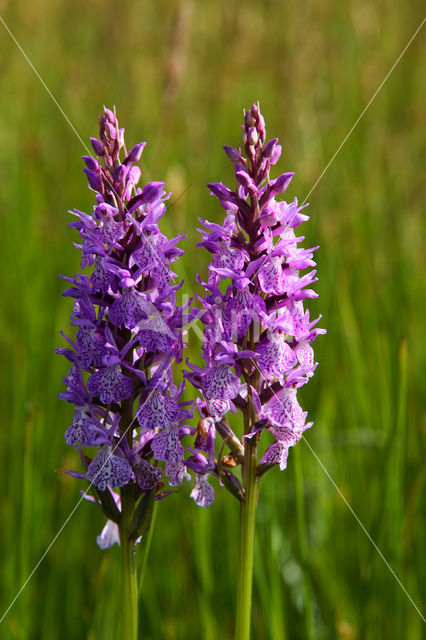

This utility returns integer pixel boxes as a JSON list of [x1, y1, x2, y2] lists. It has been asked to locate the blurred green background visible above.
[[0, 1, 425, 638]]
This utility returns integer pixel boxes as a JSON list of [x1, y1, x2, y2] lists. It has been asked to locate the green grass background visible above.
[[0, 1, 425, 638]]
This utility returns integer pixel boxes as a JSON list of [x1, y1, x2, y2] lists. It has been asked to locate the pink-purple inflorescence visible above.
[[185, 103, 326, 507], [59, 103, 325, 527], [57, 108, 195, 546]]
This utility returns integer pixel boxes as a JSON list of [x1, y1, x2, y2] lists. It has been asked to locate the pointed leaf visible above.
[[128, 489, 155, 541], [93, 486, 122, 523]]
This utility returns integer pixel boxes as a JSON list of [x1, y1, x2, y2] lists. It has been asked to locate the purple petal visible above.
[[125, 142, 146, 164], [65, 406, 109, 447], [202, 364, 241, 401], [87, 365, 133, 404], [86, 445, 133, 491], [190, 474, 215, 508], [90, 137, 105, 156], [109, 288, 150, 330], [134, 459, 163, 491], [97, 519, 120, 549]]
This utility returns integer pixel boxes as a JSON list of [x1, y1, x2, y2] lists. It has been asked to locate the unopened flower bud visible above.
[[223, 145, 241, 164], [103, 122, 117, 141], [262, 138, 278, 158], [83, 156, 100, 172], [247, 128, 258, 146], [90, 137, 105, 156], [126, 142, 146, 164], [245, 110, 255, 128]]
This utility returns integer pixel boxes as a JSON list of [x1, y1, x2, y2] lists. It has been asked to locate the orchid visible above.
[[186, 103, 325, 639], [58, 108, 193, 639], [58, 103, 324, 640]]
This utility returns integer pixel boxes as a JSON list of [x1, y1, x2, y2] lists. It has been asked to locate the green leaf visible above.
[[128, 489, 156, 541], [93, 486, 122, 523]]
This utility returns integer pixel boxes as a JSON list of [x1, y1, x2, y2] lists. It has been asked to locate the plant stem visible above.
[[294, 446, 314, 640], [235, 440, 259, 640], [119, 487, 138, 640]]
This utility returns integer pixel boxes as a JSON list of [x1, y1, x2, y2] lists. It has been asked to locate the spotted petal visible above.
[[258, 256, 284, 294], [134, 459, 163, 491], [202, 364, 240, 401], [76, 327, 106, 368], [260, 440, 291, 470], [165, 458, 190, 486], [257, 335, 297, 382], [86, 445, 132, 491], [87, 365, 133, 404], [136, 389, 181, 430], [262, 387, 307, 430], [90, 258, 114, 293], [151, 423, 183, 463], [138, 312, 176, 353], [190, 474, 215, 508], [294, 341, 314, 368], [65, 406, 108, 447], [206, 397, 230, 422], [109, 288, 150, 330]]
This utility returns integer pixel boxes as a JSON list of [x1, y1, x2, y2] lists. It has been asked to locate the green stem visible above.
[[294, 446, 314, 640], [119, 487, 138, 640], [235, 441, 259, 640]]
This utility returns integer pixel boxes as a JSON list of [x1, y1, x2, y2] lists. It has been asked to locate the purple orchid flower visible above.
[[186, 104, 325, 508], [58, 107, 193, 549]]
